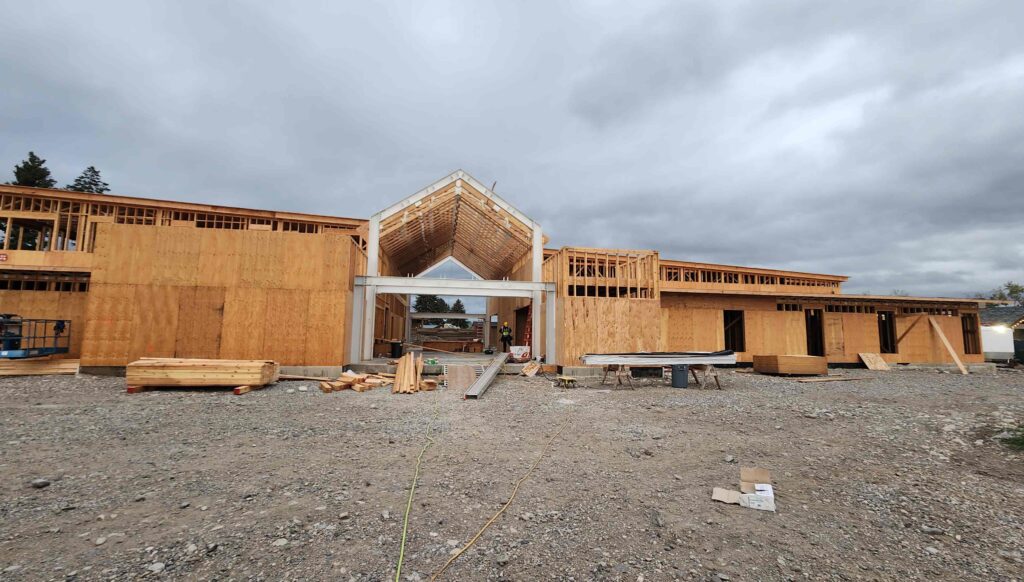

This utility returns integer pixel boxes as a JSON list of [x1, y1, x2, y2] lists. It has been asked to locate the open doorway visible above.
[[878, 311, 897, 354], [805, 309, 825, 356], [723, 310, 745, 352], [514, 306, 529, 345]]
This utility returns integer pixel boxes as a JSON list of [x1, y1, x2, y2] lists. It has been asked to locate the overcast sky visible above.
[[2, 1, 1022, 296]]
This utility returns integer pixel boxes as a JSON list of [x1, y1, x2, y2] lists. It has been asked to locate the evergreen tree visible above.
[[66, 166, 110, 193], [413, 294, 450, 326], [11, 151, 56, 188], [450, 298, 469, 329]]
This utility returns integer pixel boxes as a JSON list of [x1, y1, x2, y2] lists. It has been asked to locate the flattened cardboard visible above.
[[740, 466, 772, 494], [712, 467, 777, 512], [712, 487, 742, 504]]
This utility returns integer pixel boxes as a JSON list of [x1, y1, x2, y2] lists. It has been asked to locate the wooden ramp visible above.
[[464, 352, 510, 399]]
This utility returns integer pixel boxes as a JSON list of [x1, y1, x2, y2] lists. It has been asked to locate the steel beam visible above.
[[356, 276, 553, 298], [408, 312, 488, 319], [464, 352, 510, 399]]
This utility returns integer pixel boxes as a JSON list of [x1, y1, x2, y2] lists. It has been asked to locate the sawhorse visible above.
[[601, 364, 633, 388]]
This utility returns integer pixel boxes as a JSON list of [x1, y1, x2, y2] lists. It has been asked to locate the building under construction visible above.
[[0, 170, 987, 370]]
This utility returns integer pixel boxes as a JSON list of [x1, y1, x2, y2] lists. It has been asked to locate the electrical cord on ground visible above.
[[429, 415, 572, 581], [394, 390, 444, 582]]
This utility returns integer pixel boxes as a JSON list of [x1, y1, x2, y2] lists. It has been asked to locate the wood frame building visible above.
[[0, 172, 989, 370]]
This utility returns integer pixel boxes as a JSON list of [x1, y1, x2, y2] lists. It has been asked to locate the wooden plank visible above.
[[858, 353, 890, 371], [446, 365, 477, 391], [796, 377, 861, 383], [928, 316, 968, 375], [0, 359, 80, 376]]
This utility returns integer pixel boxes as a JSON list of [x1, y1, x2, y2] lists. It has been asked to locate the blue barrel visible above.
[[670, 364, 689, 388]]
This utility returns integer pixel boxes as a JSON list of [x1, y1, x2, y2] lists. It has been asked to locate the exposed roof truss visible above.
[[377, 170, 536, 279]]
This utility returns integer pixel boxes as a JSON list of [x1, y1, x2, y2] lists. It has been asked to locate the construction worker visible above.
[[499, 321, 513, 352]]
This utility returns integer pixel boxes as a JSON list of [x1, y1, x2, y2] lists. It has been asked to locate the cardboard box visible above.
[[712, 466, 776, 512]]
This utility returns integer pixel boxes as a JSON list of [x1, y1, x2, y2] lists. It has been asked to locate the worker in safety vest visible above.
[[499, 322, 513, 352]]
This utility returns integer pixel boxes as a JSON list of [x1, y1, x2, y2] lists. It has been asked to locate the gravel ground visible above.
[[1, 367, 1023, 581]]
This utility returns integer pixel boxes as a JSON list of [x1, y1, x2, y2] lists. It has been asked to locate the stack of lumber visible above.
[[752, 355, 827, 376], [319, 371, 395, 393], [125, 358, 280, 392], [392, 352, 437, 394], [317, 357, 438, 394], [0, 358, 80, 377]]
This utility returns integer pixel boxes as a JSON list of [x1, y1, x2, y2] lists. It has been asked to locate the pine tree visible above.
[[66, 166, 110, 193], [413, 294, 450, 326], [450, 299, 469, 329], [11, 151, 57, 188]]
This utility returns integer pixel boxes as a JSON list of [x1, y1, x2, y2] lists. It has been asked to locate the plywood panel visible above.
[[744, 311, 806, 359], [262, 289, 309, 364], [174, 287, 225, 358], [220, 288, 269, 359], [81, 284, 137, 366], [840, 313, 880, 359], [305, 290, 346, 365], [824, 313, 844, 357], [661, 306, 723, 352], [82, 225, 361, 366], [128, 285, 180, 362], [558, 297, 661, 365]]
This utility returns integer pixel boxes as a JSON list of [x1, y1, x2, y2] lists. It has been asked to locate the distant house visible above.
[[979, 306, 1024, 361]]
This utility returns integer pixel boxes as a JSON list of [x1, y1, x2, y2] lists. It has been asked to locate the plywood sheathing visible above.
[[80, 224, 364, 367], [378, 179, 533, 279], [658, 293, 983, 366]]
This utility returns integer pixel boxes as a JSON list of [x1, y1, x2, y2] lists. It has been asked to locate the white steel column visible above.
[[530, 225, 543, 360], [366, 214, 381, 276], [404, 293, 413, 344], [349, 280, 365, 364], [362, 284, 376, 360]]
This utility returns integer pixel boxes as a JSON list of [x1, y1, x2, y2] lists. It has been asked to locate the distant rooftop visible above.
[[979, 305, 1024, 327]]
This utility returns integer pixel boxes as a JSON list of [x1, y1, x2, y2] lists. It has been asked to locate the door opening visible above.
[[805, 309, 825, 356], [723, 310, 745, 352], [878, 311, 897, 354], [514, 306, 529, 346]]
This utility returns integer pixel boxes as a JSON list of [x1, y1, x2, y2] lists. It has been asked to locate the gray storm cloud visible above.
[[1, 0, 1021, 296]]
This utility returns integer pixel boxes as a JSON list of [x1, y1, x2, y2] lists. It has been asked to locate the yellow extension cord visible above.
[[394, 393, 443, 582], [429, 415, 572, 581]]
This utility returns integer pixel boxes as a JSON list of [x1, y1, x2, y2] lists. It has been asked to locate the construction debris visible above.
[[319, 371, 391, 393], [712, 467, 776, 512], [125, 358, 280, 392], [858, 353, 891, 371], [521, 361, 541, 377]]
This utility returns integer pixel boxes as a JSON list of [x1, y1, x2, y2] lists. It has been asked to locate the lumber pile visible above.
[[0, 358, 80, 377], [319, 371, 395, 393], [318, 354, 438, 394], [392, 352, 437, 394], [752, 355, 827, 376], [126, 358, 280, 388]]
